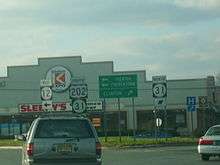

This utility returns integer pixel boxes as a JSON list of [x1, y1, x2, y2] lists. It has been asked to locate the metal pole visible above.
[[154, 109, 158, 141], [191, 111, 194, 137], [132, 98, 136, 141], [164, 106, 168, 141], [118, 98, 121, 142], [103, 99, 108, 142]]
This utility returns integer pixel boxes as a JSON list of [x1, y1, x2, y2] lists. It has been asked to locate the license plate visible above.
[[57, 143, 72, 153]]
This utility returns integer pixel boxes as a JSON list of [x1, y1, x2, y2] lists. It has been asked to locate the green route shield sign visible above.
[[99, 74, 138, 98]]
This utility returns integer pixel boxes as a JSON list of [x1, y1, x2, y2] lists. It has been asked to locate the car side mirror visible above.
[[17, 134, 27, 141]]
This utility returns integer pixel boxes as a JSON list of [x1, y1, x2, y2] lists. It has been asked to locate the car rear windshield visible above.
[[35, 119, 94, 138], [205, 127, 220, 136]]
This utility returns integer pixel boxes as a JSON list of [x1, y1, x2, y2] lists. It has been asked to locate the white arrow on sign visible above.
[[42, 100, 53, 111], [154, 98, 167, 110]]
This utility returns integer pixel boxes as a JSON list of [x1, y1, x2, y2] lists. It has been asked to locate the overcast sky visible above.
[[0, 0, 219, 81]]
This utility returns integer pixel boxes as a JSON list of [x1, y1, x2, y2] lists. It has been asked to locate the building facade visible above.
[[0, 56, 218, 137]]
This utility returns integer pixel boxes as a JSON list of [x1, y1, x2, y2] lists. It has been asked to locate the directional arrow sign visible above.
[[152, 75, 167, 110], [99, 74, 137, 98], [42, 100, 53, 111], [187, 105, 196, 112], [154, 98, 167, 110]]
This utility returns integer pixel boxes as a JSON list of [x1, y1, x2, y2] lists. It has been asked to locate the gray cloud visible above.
[[0, 0, 219, 79], [1, 0, 220, 28], [83, 28, 220, 79]]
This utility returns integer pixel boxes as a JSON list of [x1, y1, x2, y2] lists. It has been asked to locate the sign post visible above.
[[152, 76, 167, 139], [40, 79, 53, 112], [118, 98, 121, 142], [99, 74, 138, 142], [186, 96, 196, 136], [132, 97, 136, 141], [70, 79, 88, 114], [103, 99, 108, 142]]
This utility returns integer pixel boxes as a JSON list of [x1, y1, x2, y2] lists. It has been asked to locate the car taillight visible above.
[[96, 142, 102, 156], [27, 143, 34, 156], [199, 138, 214, 145]]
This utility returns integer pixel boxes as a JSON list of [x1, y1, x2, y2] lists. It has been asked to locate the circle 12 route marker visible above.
[[41, 87, 52, 100]]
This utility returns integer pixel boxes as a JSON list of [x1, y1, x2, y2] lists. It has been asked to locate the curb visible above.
[[0, 146, 22, 149]]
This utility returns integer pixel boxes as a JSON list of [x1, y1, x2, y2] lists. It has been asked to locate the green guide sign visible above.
[[99, 74, 138, 98]]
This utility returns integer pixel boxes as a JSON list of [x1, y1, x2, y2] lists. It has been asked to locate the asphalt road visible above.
[[102, 146, 220, 165], [0, 146, 219, 165], [0, 147, 22, 165]]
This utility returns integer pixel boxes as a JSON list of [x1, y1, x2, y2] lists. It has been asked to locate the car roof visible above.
[[37, 112, 89, 120], [208, 125, 220, 129], [38, 116, 87, 120], [212, 125, 220, 128]]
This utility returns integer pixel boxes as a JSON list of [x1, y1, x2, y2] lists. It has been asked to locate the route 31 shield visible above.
[[72, 99, 86, 113], [152, 83, 167, 98]]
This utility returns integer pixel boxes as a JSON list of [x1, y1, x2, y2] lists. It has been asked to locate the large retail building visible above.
[[0, 56, 219, 137]]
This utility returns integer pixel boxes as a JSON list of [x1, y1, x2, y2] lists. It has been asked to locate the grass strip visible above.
[[0, 140, 23, 146], [100, 137, 198, 148], [0, 137, 198, 148]]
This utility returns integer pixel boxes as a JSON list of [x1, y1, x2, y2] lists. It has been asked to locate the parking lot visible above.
[[0, 146, 219, 165]]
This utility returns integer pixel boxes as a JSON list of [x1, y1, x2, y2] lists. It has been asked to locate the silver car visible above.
[[20, 115, 102, 165], [198, 125, 220, 161]]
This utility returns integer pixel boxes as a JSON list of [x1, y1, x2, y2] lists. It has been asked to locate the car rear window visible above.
[[35, 119, 94, 138], [205, 127, 220, 136]]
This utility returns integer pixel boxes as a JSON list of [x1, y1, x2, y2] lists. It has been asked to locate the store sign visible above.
[[19, 102, 71, 113], [19, 101, 103, 113], [46, 66, 72, 92]]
